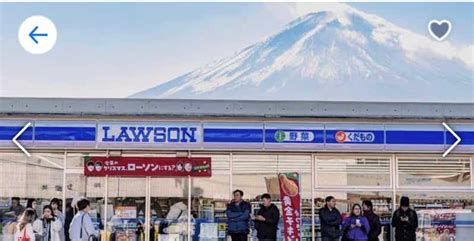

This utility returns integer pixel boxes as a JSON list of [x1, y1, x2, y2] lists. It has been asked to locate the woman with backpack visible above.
[[342, 204, 370, 241], [14, 209, 37, 241], [32, 205, 63, 241]]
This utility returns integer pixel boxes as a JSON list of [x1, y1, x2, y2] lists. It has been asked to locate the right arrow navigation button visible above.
[[442, 122, 461, 157]]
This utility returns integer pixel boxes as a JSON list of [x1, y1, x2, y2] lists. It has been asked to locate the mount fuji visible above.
[[131, 6, 473, 102]]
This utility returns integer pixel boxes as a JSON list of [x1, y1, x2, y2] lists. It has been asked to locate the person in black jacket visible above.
[[319, 196, 342, 241], [252, 193, 280, 241], [362, 200, 381, 241], [391, 196, 418, 241]]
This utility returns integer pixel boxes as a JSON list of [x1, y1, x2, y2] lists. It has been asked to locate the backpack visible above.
[[18, 226, 30, 241]]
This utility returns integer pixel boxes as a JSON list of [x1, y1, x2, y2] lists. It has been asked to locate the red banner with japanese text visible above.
[[278, 172, 301, 241], [84, 156, 211, 177]]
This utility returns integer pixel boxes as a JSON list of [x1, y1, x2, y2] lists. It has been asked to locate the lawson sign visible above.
[[0, 120, 473, 152], [98, 121, 201, 148]]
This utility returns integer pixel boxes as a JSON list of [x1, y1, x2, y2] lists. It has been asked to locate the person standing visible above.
[[69, 199, 98, 241], [342, 204, 370, 241], [26, 199, 38, 221], [33, 205, 63, 241], [14, 209, 37, 241], [226, 190, 251, 241], [10, 197, 26, 217], [362, 201, 381, 241], [391, 196, 418, 241], [64, 202, 74, 241], [251, 193, 280, 241], [50, 199, 65, 241], [319, 196, 342, 241]]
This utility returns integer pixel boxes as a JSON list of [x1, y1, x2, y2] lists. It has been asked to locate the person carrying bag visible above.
[[15, 209, 37, 241], [69, 199, 98, 241]]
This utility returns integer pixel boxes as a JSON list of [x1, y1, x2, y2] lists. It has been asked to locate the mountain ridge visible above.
[[131, 6, 473, 102]]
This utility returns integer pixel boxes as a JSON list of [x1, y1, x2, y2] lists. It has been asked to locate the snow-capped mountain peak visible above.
[[131, 6, 473, 102]]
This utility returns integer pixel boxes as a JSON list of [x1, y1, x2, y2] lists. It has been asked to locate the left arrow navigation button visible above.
[[12, 122, 32, 157]]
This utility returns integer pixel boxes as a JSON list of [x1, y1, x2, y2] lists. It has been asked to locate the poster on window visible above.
[[84, 156, 211, 177], [115, 206, 137, 219], [417, 209, 459, 241], [278, 172, 301, 241]]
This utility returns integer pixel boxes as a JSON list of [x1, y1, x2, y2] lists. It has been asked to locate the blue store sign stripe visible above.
[[386, 131, 445, 144], [0, 126, 33, 141], [35, 126, 96, 141], [446, 131, 474, 145], [204, 128, 263, 143]]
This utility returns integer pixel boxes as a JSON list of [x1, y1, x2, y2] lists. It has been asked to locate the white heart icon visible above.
[[428, 19, 451, 41]]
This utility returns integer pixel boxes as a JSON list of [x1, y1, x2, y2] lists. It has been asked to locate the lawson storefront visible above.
[[0, 98, 473, 241]]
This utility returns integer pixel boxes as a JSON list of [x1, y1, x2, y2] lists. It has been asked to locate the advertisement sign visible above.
[[115, 206, 137, 219], [97, 121, 202, 148], [417, 209, 459, 241], [84, 156, 211, 177], [278, 172, 301, 241], [264, 123, 324, 150]]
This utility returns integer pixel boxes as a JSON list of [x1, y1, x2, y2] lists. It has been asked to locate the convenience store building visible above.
[[0, 98, 473, 241]]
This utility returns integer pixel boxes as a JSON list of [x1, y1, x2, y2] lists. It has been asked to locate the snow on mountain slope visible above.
[[131, 6, 473, 102]]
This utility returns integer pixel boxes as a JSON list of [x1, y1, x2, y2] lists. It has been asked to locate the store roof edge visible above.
[[0, 97, 473, 119]]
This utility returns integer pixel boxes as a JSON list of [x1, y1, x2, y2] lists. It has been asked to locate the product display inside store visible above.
[[1, 152, 473, 241]]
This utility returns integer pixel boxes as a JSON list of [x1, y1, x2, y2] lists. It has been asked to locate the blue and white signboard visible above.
[[0, 119, 473, 153], [34, 120, 96, 147], [203, 122, 263, 149], [447, 124, 474, 152], [325, 124, 385, 150], [0, 120, 33, 148], [385, 124, 445, 151], [264, 123, 324, 149], [97, 121, 201, 148]]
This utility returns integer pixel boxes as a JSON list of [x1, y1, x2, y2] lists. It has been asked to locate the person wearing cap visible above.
[[391, 196, 418, 241]]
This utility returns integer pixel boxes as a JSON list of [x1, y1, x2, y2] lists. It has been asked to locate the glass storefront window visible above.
[[397, 158, 471, 187], [314, 191, 393, 241], [66, 152, 107, 168], [150, 177, 188, 241], [0, 153, 64, 241], [108, 177, 146, 241], [231, 154, 312, 241], [65, 174, 105, 241], [191, 154, 230, 240], [316, 157, 391, 188], [395, 191, 474, 241]]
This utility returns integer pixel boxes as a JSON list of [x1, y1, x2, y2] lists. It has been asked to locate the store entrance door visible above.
[[84, 156, 212, 241]]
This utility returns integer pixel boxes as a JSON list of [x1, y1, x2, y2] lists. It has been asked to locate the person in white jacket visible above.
[[14, 209, 36, 241], [33, 205, 63, 241], [69, 199, 98, 241], [50, 199, 65, 241]]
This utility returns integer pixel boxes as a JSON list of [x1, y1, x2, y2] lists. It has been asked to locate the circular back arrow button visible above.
[[18, 15, 57, 54]]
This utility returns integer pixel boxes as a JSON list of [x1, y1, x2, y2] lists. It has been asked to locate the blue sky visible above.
[[0, 2, 472, 98]]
